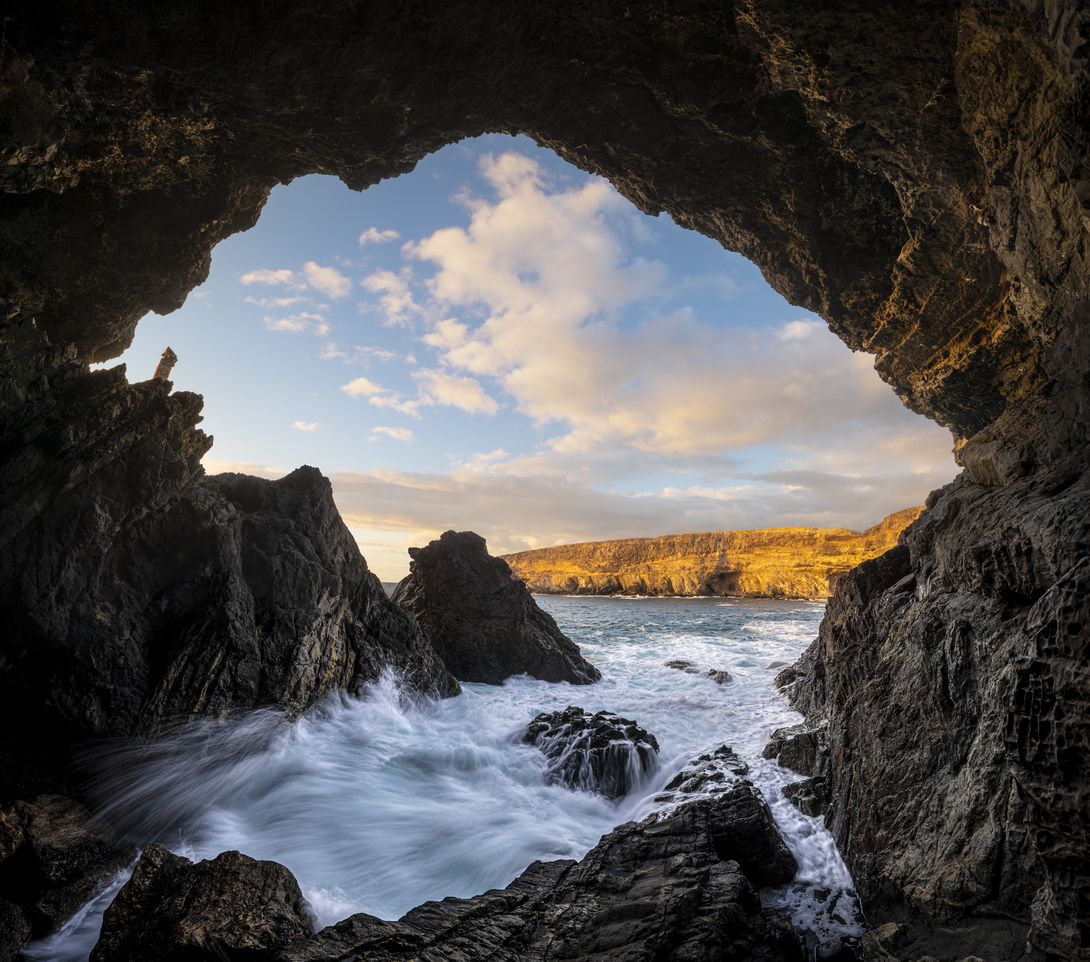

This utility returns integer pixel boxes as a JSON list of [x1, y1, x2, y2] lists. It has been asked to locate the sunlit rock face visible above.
[[1, 2, 1089, 958], [503, 508, 922, 598]]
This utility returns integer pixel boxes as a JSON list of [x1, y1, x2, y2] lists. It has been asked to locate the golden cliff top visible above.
[[502, 506, 924, 599]]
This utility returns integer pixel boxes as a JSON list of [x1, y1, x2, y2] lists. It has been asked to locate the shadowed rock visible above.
[[393, 531, 600, 685], [91, 844, 312, 962], [276, 788, 801, 962], [522, 706, 659, 798]]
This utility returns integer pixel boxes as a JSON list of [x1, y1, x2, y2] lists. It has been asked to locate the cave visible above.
[[2, 2, 1088, 961]]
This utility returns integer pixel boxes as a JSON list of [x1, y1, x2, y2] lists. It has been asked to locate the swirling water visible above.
[[27, 595, 860, 961]]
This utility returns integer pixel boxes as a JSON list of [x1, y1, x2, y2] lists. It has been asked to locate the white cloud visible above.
[[368, 394, 421, 418], [412, 368, 499, 415], [340, 376, 389, 398], [264, 311, 327, 336], [302, 261, 352, 300], [779, 319, 823, 341], [361, 269, 423, 327], [240, 268, 302, 287], [370, 426, 414, 443], [245, 295, 308, 308], [359, 227, 401, 246], [293, 421, 320, 432]]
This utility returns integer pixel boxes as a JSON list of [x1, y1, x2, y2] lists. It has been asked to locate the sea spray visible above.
[[28, 596, 860, 960]]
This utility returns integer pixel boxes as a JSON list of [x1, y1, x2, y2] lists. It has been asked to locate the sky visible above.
[[109, 134, 958, 580]]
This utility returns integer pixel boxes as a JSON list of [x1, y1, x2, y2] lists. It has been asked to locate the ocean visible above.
[[27, 595, 860, 960]]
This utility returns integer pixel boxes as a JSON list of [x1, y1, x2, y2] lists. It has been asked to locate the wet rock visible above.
[[666, 661, 733, 684], [278, 789, 802, 962], [655, 744, 750, 805], [783, 777, 829, 818], [0, 795, 131, 955], [0, 361, 459, 793], [393, 531, 599, 685], [767, 660, 789, 670], [522, 706, 658, 799], [763, 723, 828, 778], [92, 843, 312, 962]]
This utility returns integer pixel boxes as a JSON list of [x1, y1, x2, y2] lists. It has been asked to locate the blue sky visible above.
[[112, 134, 957, 579]]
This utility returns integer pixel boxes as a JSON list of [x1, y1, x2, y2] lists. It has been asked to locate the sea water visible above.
[[26, 595, 860, 961]]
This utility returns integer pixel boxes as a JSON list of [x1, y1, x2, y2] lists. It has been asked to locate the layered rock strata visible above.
[[393, 531, 600, 685], [503, 509, 923, 598]]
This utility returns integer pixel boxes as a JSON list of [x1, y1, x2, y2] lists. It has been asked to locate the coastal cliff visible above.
[[503, 508, 923, 598]]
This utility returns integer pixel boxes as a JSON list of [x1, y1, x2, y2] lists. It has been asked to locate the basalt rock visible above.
[[277, 788, 801, 962], [393, 531, 600, 685], [0, 342, 457, 796], [3, 3, 1090, 960], [762, 723, 829, 779], [0, 795, 131, 958], [91, 843, 312, 962], [782, 456, 1090, 959], [522, 706, 659, 799]]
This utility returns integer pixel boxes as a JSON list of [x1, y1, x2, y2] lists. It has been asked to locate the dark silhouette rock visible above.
[[522, 706, 659, 798], [393, 531, 599, 685], [0, 349, 459, 795], [666, 661, 732, 684], [91, 843, 312, 962], [655, 744, 750, 806], [0, 795, 131, 956], [277, 788, 801, 962], [3, 4, 1090, 959]]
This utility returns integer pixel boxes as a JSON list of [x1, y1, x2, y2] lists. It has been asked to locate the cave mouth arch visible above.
[[107, 133, 957, 581], [3, 3, 1089, 958]]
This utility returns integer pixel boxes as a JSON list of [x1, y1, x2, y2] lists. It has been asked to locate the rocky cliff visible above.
[[393, 531, 600, 684], [0, 333, 457, 797], [2, 2, 1089, 959], [503, 508, 923, 598]]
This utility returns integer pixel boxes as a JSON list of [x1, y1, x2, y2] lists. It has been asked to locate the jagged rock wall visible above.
[[503, 507, 922, 598], [1, 2, 1089, 958]]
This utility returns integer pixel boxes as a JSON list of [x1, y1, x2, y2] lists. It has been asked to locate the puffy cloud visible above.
[[412, 368, 499, 415], [340, 376, 389, 397], [370, 426, 414, 443], [359, 227, 401, 246], [264, 311, 328, 336], [240, 268, 301, 287], [302, 261, 352, 299], [360, 269, 423, 327], [292, 421, 320, 432], [245, 295, 308, 308]]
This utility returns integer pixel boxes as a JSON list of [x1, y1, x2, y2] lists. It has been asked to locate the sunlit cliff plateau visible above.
[[504, 508, 923, 599]]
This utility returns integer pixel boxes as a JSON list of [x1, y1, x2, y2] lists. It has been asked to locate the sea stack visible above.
[[393, 531, 600, 685]]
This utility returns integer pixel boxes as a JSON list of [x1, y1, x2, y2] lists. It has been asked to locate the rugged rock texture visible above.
[[393, 531, 600, 685], [522, 706, 660, 799], [0, 337, 457, 797], [91, 844, 312, 962], [782, 458, 1090, 959], [276, 788, 800, 962], [667, 660, 734, 684], [0, 795, 131, 959], [503, 509, 924, 598], [2, 2, 1090, 960]]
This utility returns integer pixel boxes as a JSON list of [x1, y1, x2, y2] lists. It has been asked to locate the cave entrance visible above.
[[108, 134, 956, 583]]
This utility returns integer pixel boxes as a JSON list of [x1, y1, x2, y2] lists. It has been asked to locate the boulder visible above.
[[665, 661, 733, 684], [655, 744, 750, 806], [783, 777, 829, 818], [278, 788, 801, 962], [763, 723, 828, 779], [92, 844, 312, 962], [393, 531, 599, 685], [522, 706, 659, 798], [0, 795, 131, 957]]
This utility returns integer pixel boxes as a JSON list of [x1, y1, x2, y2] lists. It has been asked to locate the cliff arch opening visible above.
[[102, 133, 957, 581], [3, 3, 1090, 959]]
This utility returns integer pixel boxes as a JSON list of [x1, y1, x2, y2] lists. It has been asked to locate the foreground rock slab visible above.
[[522, 706, 659, 798], [393, 530, 600, 685], [92, 844, 312, 962], [277, 786, 801, 962]]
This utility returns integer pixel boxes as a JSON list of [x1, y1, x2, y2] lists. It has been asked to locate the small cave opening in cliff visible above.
[[107, 133, 958, 585]]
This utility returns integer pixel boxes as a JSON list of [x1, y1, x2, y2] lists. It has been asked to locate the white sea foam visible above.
[[27, 596, 859, 960]]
